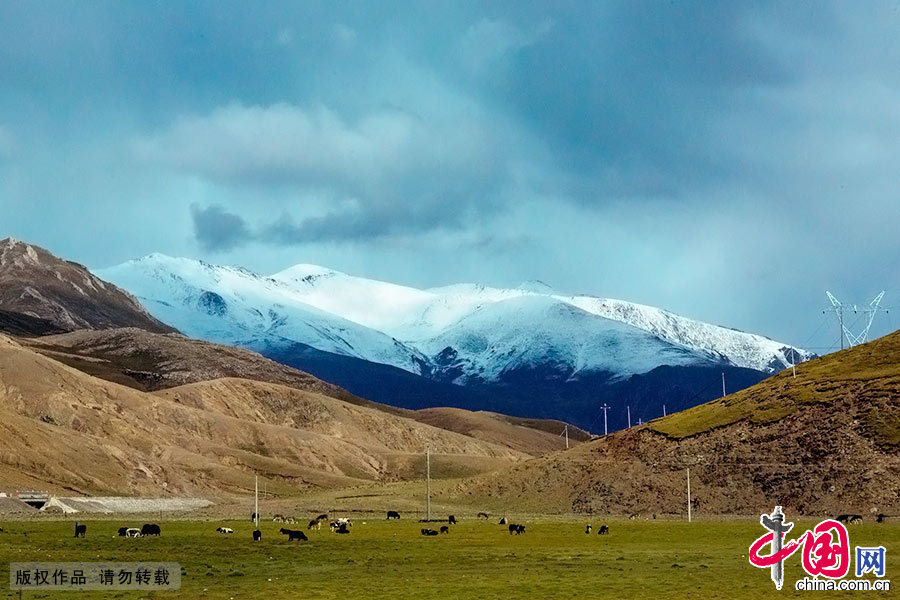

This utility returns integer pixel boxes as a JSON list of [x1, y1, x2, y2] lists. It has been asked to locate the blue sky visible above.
[[1, 1, 898, 351]]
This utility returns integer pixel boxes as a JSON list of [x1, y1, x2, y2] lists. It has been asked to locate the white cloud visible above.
[[133, 102, 504, 198]]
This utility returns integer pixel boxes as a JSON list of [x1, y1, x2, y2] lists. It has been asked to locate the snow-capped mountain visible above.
[[268, 262, 811, 374], [97, 254, 811, 384], [96, 254, 428, 373], [96, 254, 815, 430]]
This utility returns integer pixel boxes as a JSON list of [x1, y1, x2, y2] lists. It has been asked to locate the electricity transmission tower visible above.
[[824, 291, 887, 349]]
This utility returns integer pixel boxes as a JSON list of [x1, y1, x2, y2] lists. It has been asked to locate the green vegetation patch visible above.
[[1, 518, 896, 600]]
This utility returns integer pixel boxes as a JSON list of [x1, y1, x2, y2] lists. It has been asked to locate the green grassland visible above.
[[1, 518, 896, 599]]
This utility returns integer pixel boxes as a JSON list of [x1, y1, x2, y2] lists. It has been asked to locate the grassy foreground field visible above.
[[1, 518, 896, 599]]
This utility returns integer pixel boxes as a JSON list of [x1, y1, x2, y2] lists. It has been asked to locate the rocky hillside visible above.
[[0, 334, 527, 497], [0, 238, 175, 335], [18, 327, 581, 454], [453, 331, 900, 516], [21, 327, 366, 404]]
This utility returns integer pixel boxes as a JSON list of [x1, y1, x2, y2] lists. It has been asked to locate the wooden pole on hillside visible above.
[[686, 468, 692, 523], [255, 476, 259, 528], [564, 425, 569, 449], [721, 372, 726, 398], [425, 448, 431, 521]]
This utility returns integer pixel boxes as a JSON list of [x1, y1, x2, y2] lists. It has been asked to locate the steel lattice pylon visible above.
[[825, 291, 886, 349]]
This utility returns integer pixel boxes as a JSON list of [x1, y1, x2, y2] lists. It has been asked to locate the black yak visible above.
[[280, 528, 308, 541]]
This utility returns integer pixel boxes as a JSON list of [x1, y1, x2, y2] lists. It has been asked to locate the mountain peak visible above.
[[273, 263, 340, 282], [517, 279, 554, 294], [0, 238, 178, 336]]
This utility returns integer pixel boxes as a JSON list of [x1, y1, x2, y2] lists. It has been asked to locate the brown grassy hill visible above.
[[0, 238, 176, 335], [452, 331, 900, 517], [22, 327, 368, 404], [412, 407, 590, 456], [20, 327, 584, 455], [0, 334, 526, 497]]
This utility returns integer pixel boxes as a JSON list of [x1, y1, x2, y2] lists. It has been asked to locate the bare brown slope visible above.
[[21, 328, 586, 455], [0, 335, 524, 497], [412, 407, 590, 455], [453, 331, 900, 517], [22, 327, 372, 406], [0, 238, 175, 335]]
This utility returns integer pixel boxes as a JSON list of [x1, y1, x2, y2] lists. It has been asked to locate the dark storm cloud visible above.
[[191, 204, 253, 252]]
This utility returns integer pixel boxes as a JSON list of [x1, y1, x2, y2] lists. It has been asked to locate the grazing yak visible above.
[[508, 524, 525, 535], [280, 528, 308, 541], [421, 528, 439, 536], [448, 515, 457, 525], [308, 519, 321, 530], [836, 514, 863, 525], [477, 512, 489, 520], [74, 522, 86, 538], [117, 527, 128, 537], [585, 525, 592, 534], [598, 525, 609, 535], [216, 527, 234, 534], [440, 526, 449, 534], [315, 513, 328, 522], [877, 514, 888, 523], [498, 517, 507, 525], [387, 510, 401, 520], [251, 512, 258, 522], [125, 528, 142, 538], [272, 514, 285, 523], [334, 524, 351, 534], [141, 524, 161, 537], [253, 530, 262, 542]]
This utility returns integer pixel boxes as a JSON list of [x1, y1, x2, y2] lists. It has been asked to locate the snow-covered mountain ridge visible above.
[[95, 254, 812, 383]]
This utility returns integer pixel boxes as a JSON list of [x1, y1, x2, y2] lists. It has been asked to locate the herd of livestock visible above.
[[62, 511, 559, 541], [29, 509, 892, 542]]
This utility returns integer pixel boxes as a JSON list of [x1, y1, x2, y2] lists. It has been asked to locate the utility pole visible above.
[[627, 405, 631, 428], [721, 372, 726, 398], [425, 448, 431, 522], [254, 475, 259, 528], [600, 403, 610, 436], [686, 468, 692, 523], [790, 349, 796, 378], [564, 425, 569, 449], [663, 404, 667, 417], [637, 418, 642, 425]]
